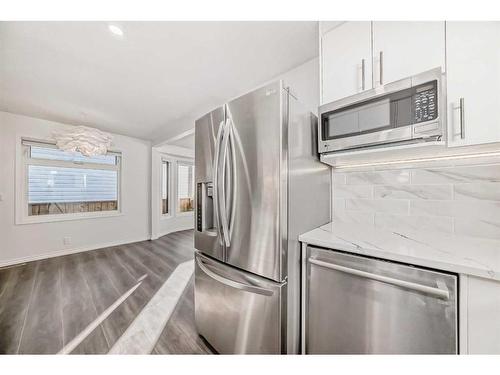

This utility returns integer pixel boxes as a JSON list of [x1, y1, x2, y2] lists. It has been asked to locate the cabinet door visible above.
[[321, 22, 372, 104], [467, 276, 500, 354], [446, 22, 500, 147], [372, 22, 445, 86]]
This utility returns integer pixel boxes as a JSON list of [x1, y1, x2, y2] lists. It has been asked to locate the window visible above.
[[161, 160, 170, 215], [22, 141, 121, 219], [177, 162, 194, 213]]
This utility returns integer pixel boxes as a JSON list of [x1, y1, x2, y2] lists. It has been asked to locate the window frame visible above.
[[175, 160, 195, 216], [16, 138, 123, 224], [160, 158, 172, 217]]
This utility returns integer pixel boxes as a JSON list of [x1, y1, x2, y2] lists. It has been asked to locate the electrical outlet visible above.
[[63, 236, 72, 246]]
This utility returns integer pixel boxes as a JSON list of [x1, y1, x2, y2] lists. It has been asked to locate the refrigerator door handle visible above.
[[213, 121, 225, 245], [196, 256, 275, 296], [228, 118, 237, 243], [220, 117, 231, 247], [308, 258, 450, 300]]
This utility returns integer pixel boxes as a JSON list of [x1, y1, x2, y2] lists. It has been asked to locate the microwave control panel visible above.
[[414, 83, 437, 124]]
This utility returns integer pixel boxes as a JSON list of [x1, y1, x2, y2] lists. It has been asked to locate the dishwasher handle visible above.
[[308, 258, 450, 300]]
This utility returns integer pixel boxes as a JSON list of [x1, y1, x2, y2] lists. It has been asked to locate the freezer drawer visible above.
[[194, 252, 286, 354], [304, 246, 458, 354]]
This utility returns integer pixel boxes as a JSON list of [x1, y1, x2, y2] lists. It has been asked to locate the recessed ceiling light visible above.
[[108, 24, 124, 37]]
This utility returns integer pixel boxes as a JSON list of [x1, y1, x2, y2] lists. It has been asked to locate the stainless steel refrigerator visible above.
[[194, 80, 330, 354]]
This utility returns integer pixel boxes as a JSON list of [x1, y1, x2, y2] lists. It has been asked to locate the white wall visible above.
[[151, 144, 195, 240], [0, 111, 151, 266], [271, 57, 320, 115]]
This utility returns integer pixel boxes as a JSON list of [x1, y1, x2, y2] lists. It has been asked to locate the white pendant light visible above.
[[53, 126, 113, 157]]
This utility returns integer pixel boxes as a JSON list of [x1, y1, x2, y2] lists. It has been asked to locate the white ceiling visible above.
[[0, 21, 318, 142]]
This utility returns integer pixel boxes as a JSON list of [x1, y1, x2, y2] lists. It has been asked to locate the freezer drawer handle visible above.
[[196, 257, 275, 297], [308, 258, 450, 300]]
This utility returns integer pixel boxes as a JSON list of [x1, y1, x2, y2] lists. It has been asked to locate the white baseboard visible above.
[[0, 235, 151, 269]]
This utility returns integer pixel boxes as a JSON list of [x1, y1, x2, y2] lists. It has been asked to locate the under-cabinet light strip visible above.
[[333, 151, 500, 169]]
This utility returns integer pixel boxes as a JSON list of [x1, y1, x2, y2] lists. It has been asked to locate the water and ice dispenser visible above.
[[196, 182, 214, 232]]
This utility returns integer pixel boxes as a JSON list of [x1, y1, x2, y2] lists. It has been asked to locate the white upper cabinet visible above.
[[320, 21, 500, 149], [372, 22, 446, 86], [446, 22, 500, 147], [321, 22, 372, 104]]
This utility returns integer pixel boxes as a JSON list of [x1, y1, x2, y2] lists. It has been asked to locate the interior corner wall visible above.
[[0, 111, 152, 267]]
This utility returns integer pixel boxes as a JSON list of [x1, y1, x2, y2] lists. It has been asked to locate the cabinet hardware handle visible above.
[[459, 97, 465, 140], [361, 59, 366, 91], [379, 51, 384, 85]]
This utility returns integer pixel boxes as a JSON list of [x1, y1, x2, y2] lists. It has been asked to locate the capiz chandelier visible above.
[[53, 125, 113, 157]]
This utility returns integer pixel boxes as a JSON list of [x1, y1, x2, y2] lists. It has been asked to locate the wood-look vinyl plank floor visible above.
[[76, 251, 139, 348], [106, 247, 160, 299], [126, 243, 176, 281], [90, 251, 154, 350], [0, 267, 13, 300], [0, 262, 39, 354], [60, 253, 111, 354], [153, 278, 215, 354], [70, 325, 110, 354], [0, 230, 209, 355], [17, 258, 64, 354], [154, 237, 194, 260]]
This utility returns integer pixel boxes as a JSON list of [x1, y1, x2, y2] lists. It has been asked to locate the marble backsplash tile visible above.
[[411, 165, 500, 184], [410, 200, 500, 219], [375, 213, 454, 234], [334, 184, 373, 199], [346, 198, 409, 214], [333, 210, 375, 226], [346, 170, 411, 185], [373, 184, 453, 200], [454, 217, 500, 240], [454, 182, 500, 201], [332, 160, 500, 241]]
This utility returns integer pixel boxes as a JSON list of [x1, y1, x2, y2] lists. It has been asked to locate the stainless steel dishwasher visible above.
[[302, 246, 458, 354]]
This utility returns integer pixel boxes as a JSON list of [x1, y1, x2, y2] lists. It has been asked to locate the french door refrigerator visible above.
[[194, 80, 330, 354]]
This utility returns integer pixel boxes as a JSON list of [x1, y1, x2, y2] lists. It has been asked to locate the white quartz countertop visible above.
[[299, 221, 500, 281]]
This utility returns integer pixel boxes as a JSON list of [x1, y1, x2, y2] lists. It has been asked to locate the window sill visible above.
[[176, 211, 194, 217], [16, 210, 124, 225]]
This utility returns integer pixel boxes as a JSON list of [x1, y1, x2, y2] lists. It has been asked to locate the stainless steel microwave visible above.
[[318, 68, 444, 154]]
